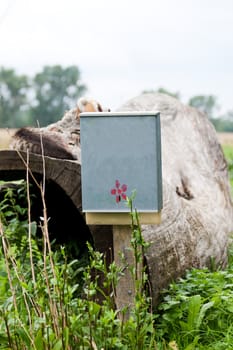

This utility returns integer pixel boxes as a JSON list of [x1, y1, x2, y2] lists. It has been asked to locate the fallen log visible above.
[[117, 92, 233, 303], [0, 150, 112, 262], [0, 150, 82, 209]]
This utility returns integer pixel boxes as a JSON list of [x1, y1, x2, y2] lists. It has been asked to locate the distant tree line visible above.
[[1, 66, 233, 132], [0, 65, 86, 127], [143, 88, 233, 132]]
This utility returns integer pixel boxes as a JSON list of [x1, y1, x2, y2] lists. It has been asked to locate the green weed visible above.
[[155, 261, 233, 349], [0, 181, 157, 349]]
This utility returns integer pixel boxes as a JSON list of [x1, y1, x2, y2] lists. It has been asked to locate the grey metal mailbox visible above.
[[80, 111, 162, 224]]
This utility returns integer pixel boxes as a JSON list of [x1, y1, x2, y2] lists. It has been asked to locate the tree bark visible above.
[[0, 150, 113, 264], [0, 150, 82, 210], [117, 93, 233, 304]]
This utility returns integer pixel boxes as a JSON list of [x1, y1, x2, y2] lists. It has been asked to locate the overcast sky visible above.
[[0, 0, 233, 113]]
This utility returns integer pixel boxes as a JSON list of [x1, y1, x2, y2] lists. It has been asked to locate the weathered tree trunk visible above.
[[117, 93, 233, 303]]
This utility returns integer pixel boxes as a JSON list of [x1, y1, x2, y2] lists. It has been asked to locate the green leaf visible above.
[[227, 305, 233, 313], [196, 301, 214, 329], [35, 329, 44, 350], [52, 339, 63, 350], [63, 326, 69, 349], [187, 295, 202, 330], [16, 327, 32, 347], [184, 336, 200, 350]]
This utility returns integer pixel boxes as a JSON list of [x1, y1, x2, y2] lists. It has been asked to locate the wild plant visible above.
[[155, 261, 233, 349], [0, 176, 158, 349]]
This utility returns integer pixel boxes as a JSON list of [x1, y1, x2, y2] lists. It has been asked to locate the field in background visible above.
[[0, 128, 16, 149], [1, 129, 233, 150], [217, 132, 233, 146]]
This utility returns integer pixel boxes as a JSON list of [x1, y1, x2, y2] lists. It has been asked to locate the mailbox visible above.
[[80, 111, 162, 225]]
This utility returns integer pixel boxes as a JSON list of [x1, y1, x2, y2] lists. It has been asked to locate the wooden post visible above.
[[113, 225, 136, 319], [86, 212, 161, 319]]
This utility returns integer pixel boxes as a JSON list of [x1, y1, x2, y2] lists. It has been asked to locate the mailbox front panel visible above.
[[80, 112, 162, 213]]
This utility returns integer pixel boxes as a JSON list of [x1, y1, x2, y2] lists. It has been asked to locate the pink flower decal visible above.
[[110, 180, 127, 203]]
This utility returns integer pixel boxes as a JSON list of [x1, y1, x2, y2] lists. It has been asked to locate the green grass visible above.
[[222, 144, 233, 160], [155, 251, 233, 349], [222, 144, 233, 191]]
